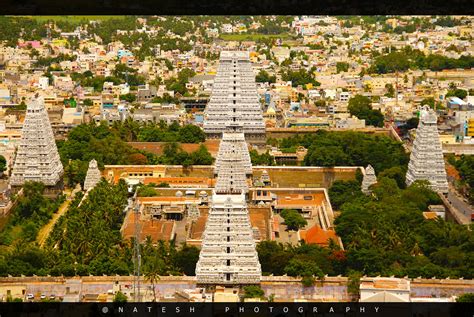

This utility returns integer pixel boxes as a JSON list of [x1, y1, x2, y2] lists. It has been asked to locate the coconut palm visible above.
[[143, 254, 165, 302]]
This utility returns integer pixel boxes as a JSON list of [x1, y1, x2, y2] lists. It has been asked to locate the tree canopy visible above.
[[280, 209, 307, 231], [277, 130, 408, 173], [348, 95, 385, 127], [0, 155, 6, 173], [281, 69, 320, 88], [370, 47, 474, 74], [449, 155, 474, 204], [58, 121, 210, 187], [255, 70, 276, 83]]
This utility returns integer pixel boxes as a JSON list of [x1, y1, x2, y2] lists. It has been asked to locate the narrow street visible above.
[[447, 189, 472, 224]]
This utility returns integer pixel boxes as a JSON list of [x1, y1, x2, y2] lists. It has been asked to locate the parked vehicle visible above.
[[26, 294, 34, 301]]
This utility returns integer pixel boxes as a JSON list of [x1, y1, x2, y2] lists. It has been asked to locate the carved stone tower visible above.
[[10, 96, 63, 188], [405, 107, 448, 193]]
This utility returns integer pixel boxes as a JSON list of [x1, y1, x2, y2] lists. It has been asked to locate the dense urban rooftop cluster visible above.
[[0, 15, 473, 304]]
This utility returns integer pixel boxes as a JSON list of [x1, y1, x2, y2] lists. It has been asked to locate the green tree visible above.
[[137, 185, 158, 197], [243, 285, 265, 299], [456, 293, 474, 302], [348, 95, 384, 127], [329, 180, 364, 210], [143, 255, 165, 302], [379, 166, 407, 189], [280, 209, 307, 231], [256, 241, 292, 276], [347, 271, 362, 300], [281, 69, 320, 88], [83, 98, 93, 106], [336, 62, 349, 73], [255, 70, 276, 83], [119, 93, 136, 103], [249, 150, 275, 166], [384, 83, 395, 98], [190, 145, 214, 165], [304, 146, 351, 167], [0, 155, 6, 174], [450, 155, 474, 204], [446, 89, 468, 100], [284, 258, 324, 286], [114, 291, 128, 303], [174, 244, 200, 276], [178, 125, 206, 143]]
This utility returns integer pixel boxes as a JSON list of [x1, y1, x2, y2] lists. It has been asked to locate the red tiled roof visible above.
[[301, 225, 338, 246], [122, 213, 175, 242]]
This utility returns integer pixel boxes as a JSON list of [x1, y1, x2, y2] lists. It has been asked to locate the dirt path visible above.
[[37, 185, 81, 247]]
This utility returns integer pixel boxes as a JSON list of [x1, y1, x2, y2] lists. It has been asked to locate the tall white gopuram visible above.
[[361, 165, 377, 194], [10, 96, 63, 187], [405, 107, 448, 193], [196, 126, 262, 285], [83, 159, 101, 191], [203, 51, 265, 141], [214, 125, 252, 194]]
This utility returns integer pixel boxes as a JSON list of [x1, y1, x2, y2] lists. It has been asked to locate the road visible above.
[[447, 190, 472, 222], [36, 185, 81, 247]]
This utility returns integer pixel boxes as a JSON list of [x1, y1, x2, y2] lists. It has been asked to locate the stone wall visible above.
[[1, 276, 473, 302]]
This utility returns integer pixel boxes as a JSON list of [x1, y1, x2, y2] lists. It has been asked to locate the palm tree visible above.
[[143, 255, 165, 302]]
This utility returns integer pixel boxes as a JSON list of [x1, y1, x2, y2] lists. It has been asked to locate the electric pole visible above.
[[133, 186, 141, 302]]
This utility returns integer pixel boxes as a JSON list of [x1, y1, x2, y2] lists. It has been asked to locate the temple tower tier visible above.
[[83, 159, 102, 191], [405, 107, 448, 194], [203, 51, 266, 141], [361, 165, 377, 194]]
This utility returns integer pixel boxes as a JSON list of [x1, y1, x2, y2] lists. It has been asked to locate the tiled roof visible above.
[[301, 225, 338, 246], [122, 212, 175, 242]]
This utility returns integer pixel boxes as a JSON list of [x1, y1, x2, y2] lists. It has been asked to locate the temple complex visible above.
[[203, 51, 265, 141], [406, 107, 448, 194], [195, 126, 262, 285], [10, 96, 63, 188], [361, 165, 377, 195], [83, 159, 102, 191]]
